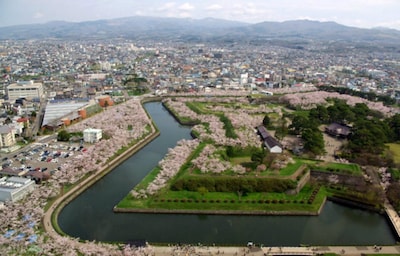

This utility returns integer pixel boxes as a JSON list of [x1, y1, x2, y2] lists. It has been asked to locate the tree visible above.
[[197, 186, 208, 197], [388, 114, 400, 142], [309, 105, 329, 124], [302, 128, 325, 156], [289, 115, 310, 135], [275, 116, 288, 141], [262, 114, 270, 127], [57, 130, 71, 142]]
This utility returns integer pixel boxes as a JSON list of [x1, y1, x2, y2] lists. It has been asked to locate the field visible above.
[[387, 143, 400, 164]]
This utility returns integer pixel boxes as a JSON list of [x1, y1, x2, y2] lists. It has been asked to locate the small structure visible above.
[[97, 95, 113, 108], [0, 176, 35, 202], [325, 123, 351, 138], [256, 125, 282, 153], [83, 128, 102, 143]]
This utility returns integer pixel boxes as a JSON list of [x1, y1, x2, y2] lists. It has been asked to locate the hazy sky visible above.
[[1, 0, 400, 30]]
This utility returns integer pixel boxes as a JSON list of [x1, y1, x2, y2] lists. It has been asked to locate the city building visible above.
[[0, 176, 35, 202], [83, 128, 102, 143], [6, 81, 44, 102], [0, 125, 16, 148]]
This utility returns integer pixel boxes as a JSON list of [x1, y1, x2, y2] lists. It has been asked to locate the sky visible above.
[[1, 0, 400, 30]]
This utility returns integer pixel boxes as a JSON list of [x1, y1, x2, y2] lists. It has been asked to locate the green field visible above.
[[116, 184, 326, 213], [387, 143, 400, 164]]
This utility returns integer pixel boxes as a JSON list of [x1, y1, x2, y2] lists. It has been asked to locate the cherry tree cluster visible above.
[[166, 84, 316, 97], [165, 97, 267, 147], [163, 98, 200, 121], [191, 144, 246, 174], [0, 98, 156, 255], [55, 98, 153, 184], [280, 91, 396, 115], [131, 139, 200, 198]]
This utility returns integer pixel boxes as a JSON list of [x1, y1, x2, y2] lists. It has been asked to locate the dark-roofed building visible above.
[[256, 125, 283, 153], [325, 123, 351, 138]]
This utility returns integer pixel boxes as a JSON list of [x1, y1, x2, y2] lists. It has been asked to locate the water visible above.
[[58, 102, 397, 245]]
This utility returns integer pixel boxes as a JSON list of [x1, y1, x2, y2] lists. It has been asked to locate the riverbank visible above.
[[43, 99, 397, 251], [151, 244, 400, 255], [42, 97, 161, 241]]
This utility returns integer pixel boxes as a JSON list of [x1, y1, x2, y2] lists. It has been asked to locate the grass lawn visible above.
[[312, 162, 362, 175], [230, 156, 251, 165], [116, 184, 326, 213], [387, 143, 400, 164]]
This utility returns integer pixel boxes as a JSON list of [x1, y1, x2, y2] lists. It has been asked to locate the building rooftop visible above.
[[42, 101, 89, 126]]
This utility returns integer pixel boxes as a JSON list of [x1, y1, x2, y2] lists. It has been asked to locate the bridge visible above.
[[384, 200, 400, 239]]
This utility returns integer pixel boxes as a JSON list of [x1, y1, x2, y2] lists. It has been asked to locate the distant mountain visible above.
[[1, 16, 399, 43]]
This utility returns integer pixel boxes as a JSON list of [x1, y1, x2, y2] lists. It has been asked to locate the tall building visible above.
[[6, 80, 44, 102], [0, 125, 16, 148]]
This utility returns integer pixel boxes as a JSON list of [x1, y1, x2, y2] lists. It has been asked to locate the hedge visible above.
[[171, 176, 296, 193]]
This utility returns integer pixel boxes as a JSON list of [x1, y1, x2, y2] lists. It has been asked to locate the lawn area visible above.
[[387, 143, 400, 164], [230, 156, 251, 165], [279, 160, 304, 176], [116, 184, 326, 213], [312, 162, 362, 175]]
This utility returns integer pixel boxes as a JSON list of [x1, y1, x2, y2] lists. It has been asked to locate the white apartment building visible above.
[[0, 125, 16, 148], [83, 128, 102, 143], [7, 80, 44, 102]]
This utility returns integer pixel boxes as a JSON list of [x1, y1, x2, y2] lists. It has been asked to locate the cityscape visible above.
[[1, 2, 400, 255]]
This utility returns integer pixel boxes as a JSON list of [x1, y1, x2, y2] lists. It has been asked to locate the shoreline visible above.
[[41, 97, 400, 253], [43, 98, 161, 238]]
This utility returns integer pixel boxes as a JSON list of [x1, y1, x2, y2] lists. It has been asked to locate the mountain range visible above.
[[1, 16, 400, 43]]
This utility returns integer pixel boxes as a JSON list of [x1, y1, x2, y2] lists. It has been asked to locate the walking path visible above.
[[152, 245, 400, 255], [385, 200, 400, 239]]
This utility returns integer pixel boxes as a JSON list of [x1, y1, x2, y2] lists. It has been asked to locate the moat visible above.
[[58, 102, 397, 246]]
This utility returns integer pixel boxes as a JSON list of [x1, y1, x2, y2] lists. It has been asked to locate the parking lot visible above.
[[1, 140, 86, 182]]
